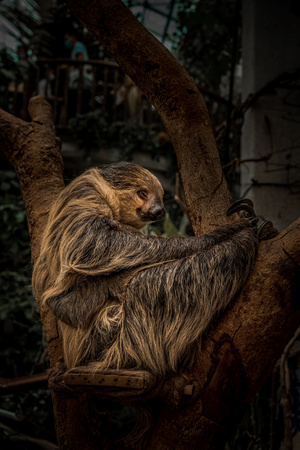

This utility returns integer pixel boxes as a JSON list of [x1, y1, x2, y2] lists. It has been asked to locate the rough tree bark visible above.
[[0, 1, 299, 449]]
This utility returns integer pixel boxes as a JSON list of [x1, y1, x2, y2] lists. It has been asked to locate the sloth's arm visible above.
[[46, 218, 258, 329], [63, 214, 256, 276]]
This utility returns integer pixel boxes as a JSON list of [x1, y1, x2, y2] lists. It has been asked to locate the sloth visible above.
[[33, 162, 260, 375]]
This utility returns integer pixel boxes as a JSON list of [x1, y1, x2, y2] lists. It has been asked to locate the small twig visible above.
[[269, 366, 278, 450], [174, 172, 188, 215], [197, 85, 231, 106], [223, 143, 300, 172], [38, 347, 49, 367], [245, 430, 260, 450], [241, 178, 300, 198], [215, 68, 300, 142], [223, 115, 273, 172], [0, 421, 57, 450], [0, 371, 48, 391], [222, 154, 272, 171]]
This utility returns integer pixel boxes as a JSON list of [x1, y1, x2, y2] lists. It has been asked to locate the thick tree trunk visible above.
[[0, 1, 299, 448]]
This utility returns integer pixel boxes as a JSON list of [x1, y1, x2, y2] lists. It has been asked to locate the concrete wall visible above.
[[241, 0, 300, 231]]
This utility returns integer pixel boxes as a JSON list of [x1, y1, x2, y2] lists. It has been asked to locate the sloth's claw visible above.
[[249, 217, 259, 226], [226, 199, 255, 217], [257, 220, 279, 240]]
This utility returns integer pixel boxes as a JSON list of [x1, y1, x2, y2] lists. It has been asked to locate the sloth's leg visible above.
[[227, 199, 278, 240], [257, 220, 279, 240]]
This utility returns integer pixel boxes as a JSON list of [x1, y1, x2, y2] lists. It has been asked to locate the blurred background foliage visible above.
[[174, 0, 240, 90], [0, 170, 44, 377], [0, 169, 56, 448]]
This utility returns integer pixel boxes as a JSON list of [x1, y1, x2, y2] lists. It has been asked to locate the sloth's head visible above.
[[98, 162, 165, 229]]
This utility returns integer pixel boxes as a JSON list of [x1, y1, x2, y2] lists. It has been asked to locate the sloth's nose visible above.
[[149, 206, 165, 221]]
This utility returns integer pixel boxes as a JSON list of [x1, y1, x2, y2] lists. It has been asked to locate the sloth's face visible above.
[[107, 164, 165, 229], [135, 189, 165, 225], [118, 187, 165, 229]]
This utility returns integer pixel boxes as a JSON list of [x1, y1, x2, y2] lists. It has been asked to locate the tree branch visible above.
[[0, 96, 64, 262], [64, 0, 232, 235]]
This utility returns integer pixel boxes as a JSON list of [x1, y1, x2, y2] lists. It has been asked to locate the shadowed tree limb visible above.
[[0, 97, 63, 263]]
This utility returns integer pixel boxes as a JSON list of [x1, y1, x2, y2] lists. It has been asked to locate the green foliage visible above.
[[119, 124, 160, 161], [0, 48, 36, 111], [0, 0, 40, 32], [0, 169, 53, 445], [69, 110, 112, 157], [119, 124, 179, 181], [0, 170, 45, 378], [0, 0, 40, 112], [0, 389, 56, 446], [0, 172, 30, 263], [0, 0, 41, 54], [141, 212, 189, 238], [174, 0, 241, 90], [0, 49, 25, 84]]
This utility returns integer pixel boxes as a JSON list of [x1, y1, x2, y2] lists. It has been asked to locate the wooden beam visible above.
[[64, 370, 145, 389]]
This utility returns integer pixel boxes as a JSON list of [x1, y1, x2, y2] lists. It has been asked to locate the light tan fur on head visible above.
[[98, 162, 165, 229]]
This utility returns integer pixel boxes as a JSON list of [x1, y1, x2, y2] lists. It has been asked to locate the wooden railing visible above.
[[4, 58, 160, 127]]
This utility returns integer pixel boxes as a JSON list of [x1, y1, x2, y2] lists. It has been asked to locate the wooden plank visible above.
[[64, 372, 145, 389]]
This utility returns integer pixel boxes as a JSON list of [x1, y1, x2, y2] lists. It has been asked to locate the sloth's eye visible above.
[[137, 190, 148, 200]]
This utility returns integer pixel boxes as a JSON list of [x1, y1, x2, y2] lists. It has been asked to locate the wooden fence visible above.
[[5, 58, 160, 127]]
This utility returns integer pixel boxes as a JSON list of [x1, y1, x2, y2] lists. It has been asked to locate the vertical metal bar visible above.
[[91, 66, 97, 111], [13, 81, 18, 116], [103, 66, 108, 117], [60, 66, 69, 126], [77, 65, 83, 115], [113, 69, 118, 122], [21, 76, 30, 119], [35, 65, 41, 98], [53, 65, 60, 123], [139, 91, 144, 125]]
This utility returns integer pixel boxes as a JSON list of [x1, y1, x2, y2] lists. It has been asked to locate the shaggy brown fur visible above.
[[32, 162, 258, 375]]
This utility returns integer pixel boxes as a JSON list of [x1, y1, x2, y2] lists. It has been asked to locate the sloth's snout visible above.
[[148, 205, 166, 221]]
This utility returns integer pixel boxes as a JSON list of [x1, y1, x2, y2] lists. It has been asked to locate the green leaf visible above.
[[162, 213, 179, 237]]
